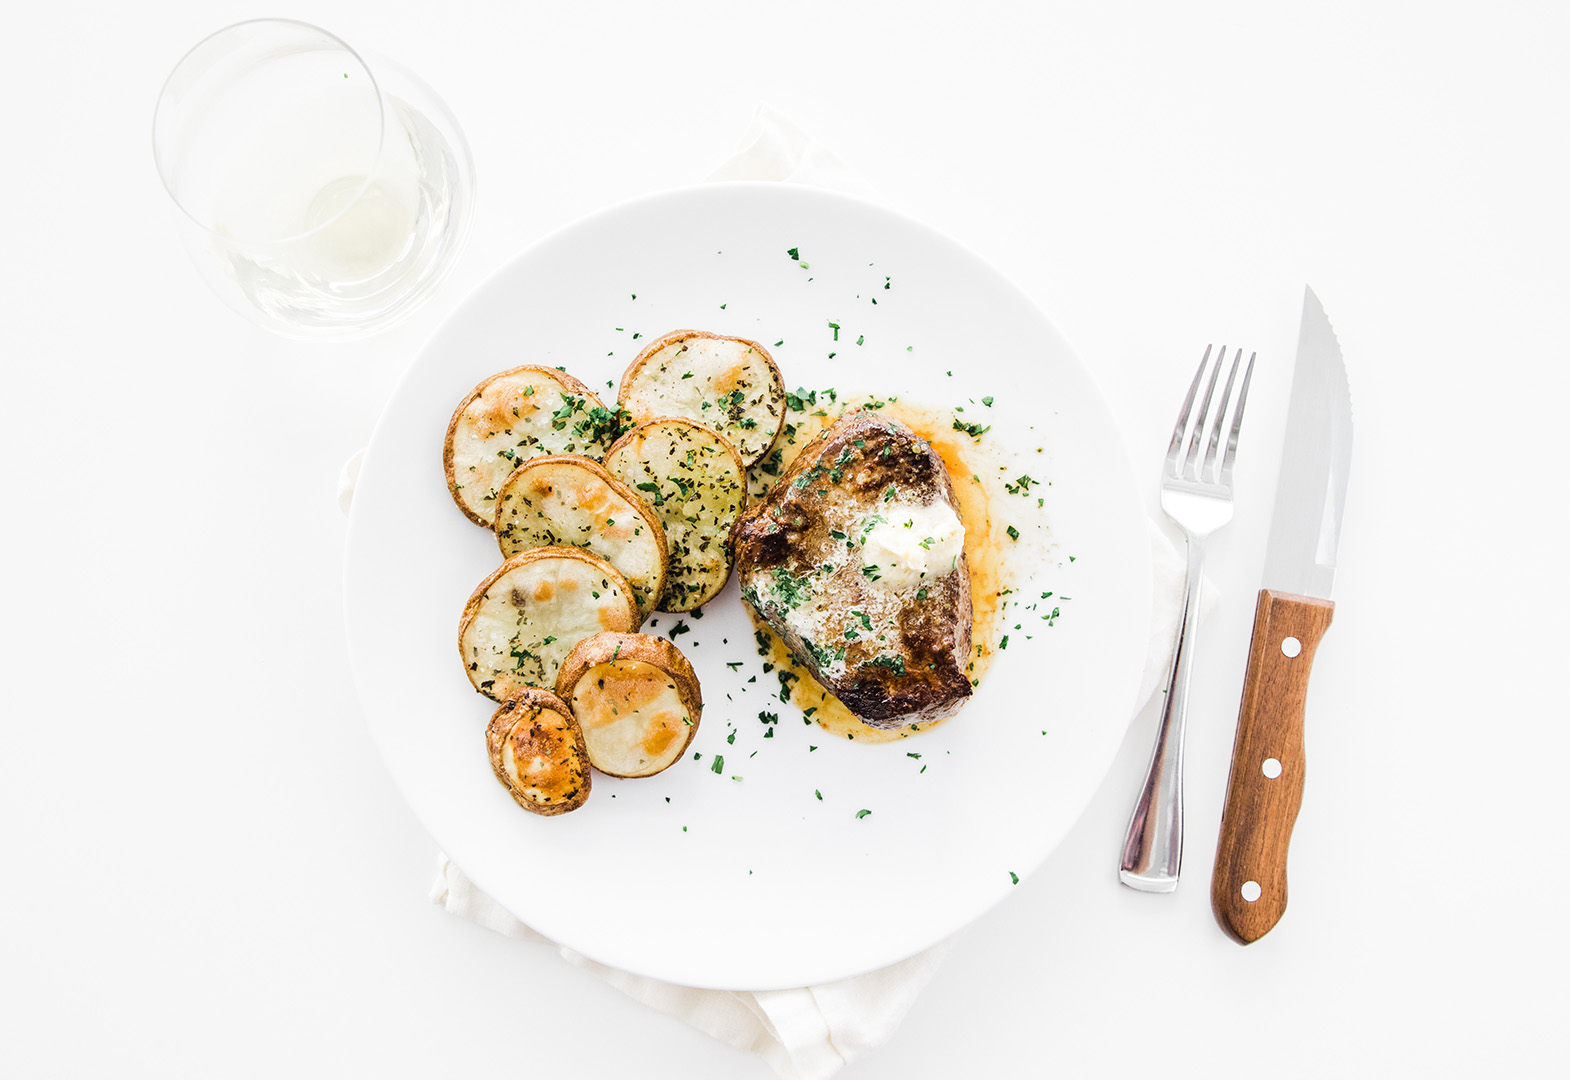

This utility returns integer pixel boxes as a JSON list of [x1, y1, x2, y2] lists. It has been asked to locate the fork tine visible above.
[[1166, 345, 1213, 471], [1203, 348, 1242, 479], [1219, 351, 1257, 485], [1182, 346, 1225, 480]]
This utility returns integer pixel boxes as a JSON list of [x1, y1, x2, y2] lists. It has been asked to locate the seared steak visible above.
[[730, 410, 973, 728]]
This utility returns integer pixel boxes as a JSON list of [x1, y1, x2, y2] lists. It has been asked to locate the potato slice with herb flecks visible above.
[[603, 418, 747, 612], [459, 547, 638, 701], [485, 687, 591, 816], [555, 632, 702, 778], [493, 456, 667, 625], [618, 331, 785, 466], [444, 366, 629, 528]]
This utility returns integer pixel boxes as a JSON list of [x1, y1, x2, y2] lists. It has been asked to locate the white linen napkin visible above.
[[338, 104, 1199, 1080]]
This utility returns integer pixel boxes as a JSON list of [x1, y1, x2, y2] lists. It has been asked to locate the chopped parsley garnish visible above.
[[1006, 525, 1020, 541], [785, 387, 818, 411], [953, 418, 992, 439], [855, 809, 872, 819], [549, 396, 581, 430], [803, 638, 846, 669], [866, 655, 907, 675], [770, 566, 813, 609], [571, 403, 632, 445], [711, 755, 725, 774]]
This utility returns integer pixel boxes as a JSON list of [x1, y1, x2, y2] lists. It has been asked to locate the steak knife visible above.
[[1210, 286, 1353, 944]]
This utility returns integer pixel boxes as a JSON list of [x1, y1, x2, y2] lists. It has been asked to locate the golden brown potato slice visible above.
[[555, 632, 702, 778], [444, 366, 628, 528], [602, 418, 746, 612], [618, 331, 785, 466], [493, 455, 667, 625], [459, 547, 639, 702], [485, 687, 591, 816]]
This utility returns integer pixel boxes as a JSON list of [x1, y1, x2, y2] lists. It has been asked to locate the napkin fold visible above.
[[704, 104, 883, 202], [430, 853, 954, 1079], [339, 105, 1204, 1080]]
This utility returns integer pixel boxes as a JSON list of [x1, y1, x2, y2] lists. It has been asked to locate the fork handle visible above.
[[1119, 533, 1205, 892], [1210, 589, 1334, 943]]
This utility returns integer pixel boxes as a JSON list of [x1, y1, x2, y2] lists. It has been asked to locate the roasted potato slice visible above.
[[555, 632, 702, 778], [618, 330, 785, 466], [444, 365, 628, 528], [493, 455, 667, 625], [459, 547, 639, 702], [485, 687, 591, 816], [603, 418, 747, 612]]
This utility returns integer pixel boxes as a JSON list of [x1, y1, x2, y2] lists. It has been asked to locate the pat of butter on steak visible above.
[[730, 410, 974, 728]]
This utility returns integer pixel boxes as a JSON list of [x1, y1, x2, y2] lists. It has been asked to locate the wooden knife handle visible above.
[[1210, 589, 1334, 944]]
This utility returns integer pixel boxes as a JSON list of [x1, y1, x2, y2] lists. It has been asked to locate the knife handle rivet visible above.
[[1280, 636, 1302, 658], [1241, 881, 1262, 903], [1262, 757, 1282, 779]]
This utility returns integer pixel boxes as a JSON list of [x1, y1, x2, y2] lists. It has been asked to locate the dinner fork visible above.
[[1119, 345, 1255, 892]]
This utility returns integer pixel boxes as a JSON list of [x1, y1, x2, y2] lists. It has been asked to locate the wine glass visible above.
[[153, 19, 475, 338]]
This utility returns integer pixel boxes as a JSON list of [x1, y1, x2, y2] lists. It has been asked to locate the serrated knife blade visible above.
[[1211, 286, 1354, 944], [1262, 286, 1354, 599]]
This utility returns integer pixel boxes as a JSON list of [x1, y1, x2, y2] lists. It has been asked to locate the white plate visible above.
[[345, 182, 1151, 990]]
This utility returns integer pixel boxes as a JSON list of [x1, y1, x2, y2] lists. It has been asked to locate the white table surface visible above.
[[3, 2, 1565, 1075]]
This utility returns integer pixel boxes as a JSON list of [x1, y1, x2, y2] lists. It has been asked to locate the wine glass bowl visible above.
[[153, 19, 474, 338]]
